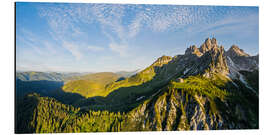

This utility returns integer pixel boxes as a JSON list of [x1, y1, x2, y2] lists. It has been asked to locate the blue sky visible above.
[[16, 2, 259, 72]]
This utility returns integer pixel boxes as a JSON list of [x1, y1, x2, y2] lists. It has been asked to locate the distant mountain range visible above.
[[16, 70, 139, 82], [16, 71, 86, 81], [15, 38, 258, 133]]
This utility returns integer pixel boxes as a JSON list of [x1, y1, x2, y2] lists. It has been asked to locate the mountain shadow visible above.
[[16, 79, 64, 97], [15, 79, 85, 106], [15, 93, 39, 133]]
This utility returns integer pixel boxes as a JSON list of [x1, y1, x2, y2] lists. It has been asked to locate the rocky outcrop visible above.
[[152, 55, 173, 67], [185, 45, 202, 56], [181, 38, 229, 77], [225, 45, 258, 79], [199, 38, 218, 53], [226, 45, 249, 58]]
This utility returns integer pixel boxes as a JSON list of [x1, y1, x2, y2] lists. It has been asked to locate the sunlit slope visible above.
[[103, 56, 178, 96], [62, 72, 120, 97], [62, 56, 179, 98]]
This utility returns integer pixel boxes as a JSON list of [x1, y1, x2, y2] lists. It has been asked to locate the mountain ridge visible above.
[[15, 37, 259, 133]]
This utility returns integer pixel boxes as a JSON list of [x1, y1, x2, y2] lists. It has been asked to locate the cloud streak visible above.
[[185, 12, 258, 39], [87, 45, 105, 52], [62, 42, 82, 60], [109, 43, 128, 56]]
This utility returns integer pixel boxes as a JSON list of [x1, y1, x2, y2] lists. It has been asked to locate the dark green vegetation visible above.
[[16, 93, 127, 133], [239, 70, 259, 93], [16, 79, 64, 98], [15, 38, 259, 133]]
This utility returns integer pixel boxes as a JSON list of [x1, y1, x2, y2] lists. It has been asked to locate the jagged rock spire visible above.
[[182, 38, 229, 77], [199, 37, 218, 53], [185, 37, 219, 56], [185, 45, 202, 56], [211, 37, 217, 45]]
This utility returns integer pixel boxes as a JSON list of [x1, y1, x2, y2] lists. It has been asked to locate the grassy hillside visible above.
[[62, 56, 175, 99], [62, 72, 120, 98], [171, 75, 230, 100], [101, 56, 178, 97]]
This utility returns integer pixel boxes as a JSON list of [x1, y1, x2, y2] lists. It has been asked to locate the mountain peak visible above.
[[230, 45, 240, 50], [211, 37, 217, 45], [199, 37, 218, 53], [226, 45, 249, 57], [185, 37, 220, 57]]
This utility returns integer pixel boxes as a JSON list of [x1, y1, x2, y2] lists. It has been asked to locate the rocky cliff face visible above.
[[121, 37, 258, 131], [124, 75, 258, 131], [225, 45, 258, 72], [126, 88, 224, 131], [169, 38, 229, 78], [226, 45, 250, 57]]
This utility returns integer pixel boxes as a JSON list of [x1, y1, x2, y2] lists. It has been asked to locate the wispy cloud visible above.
[[87, 45, 104, 52], [109, 43, 128, 57], [62, 42, 82, 60], [38, 4, 87, 60], [43, 41, 57, 54], [128, 14, 143, 38], [17, 29, 46, 56], [185, 13, 258, 39]]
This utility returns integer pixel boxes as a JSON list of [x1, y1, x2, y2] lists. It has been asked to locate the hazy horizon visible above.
[[15, 68, 140, 73], [16, 3, 259, 73]]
